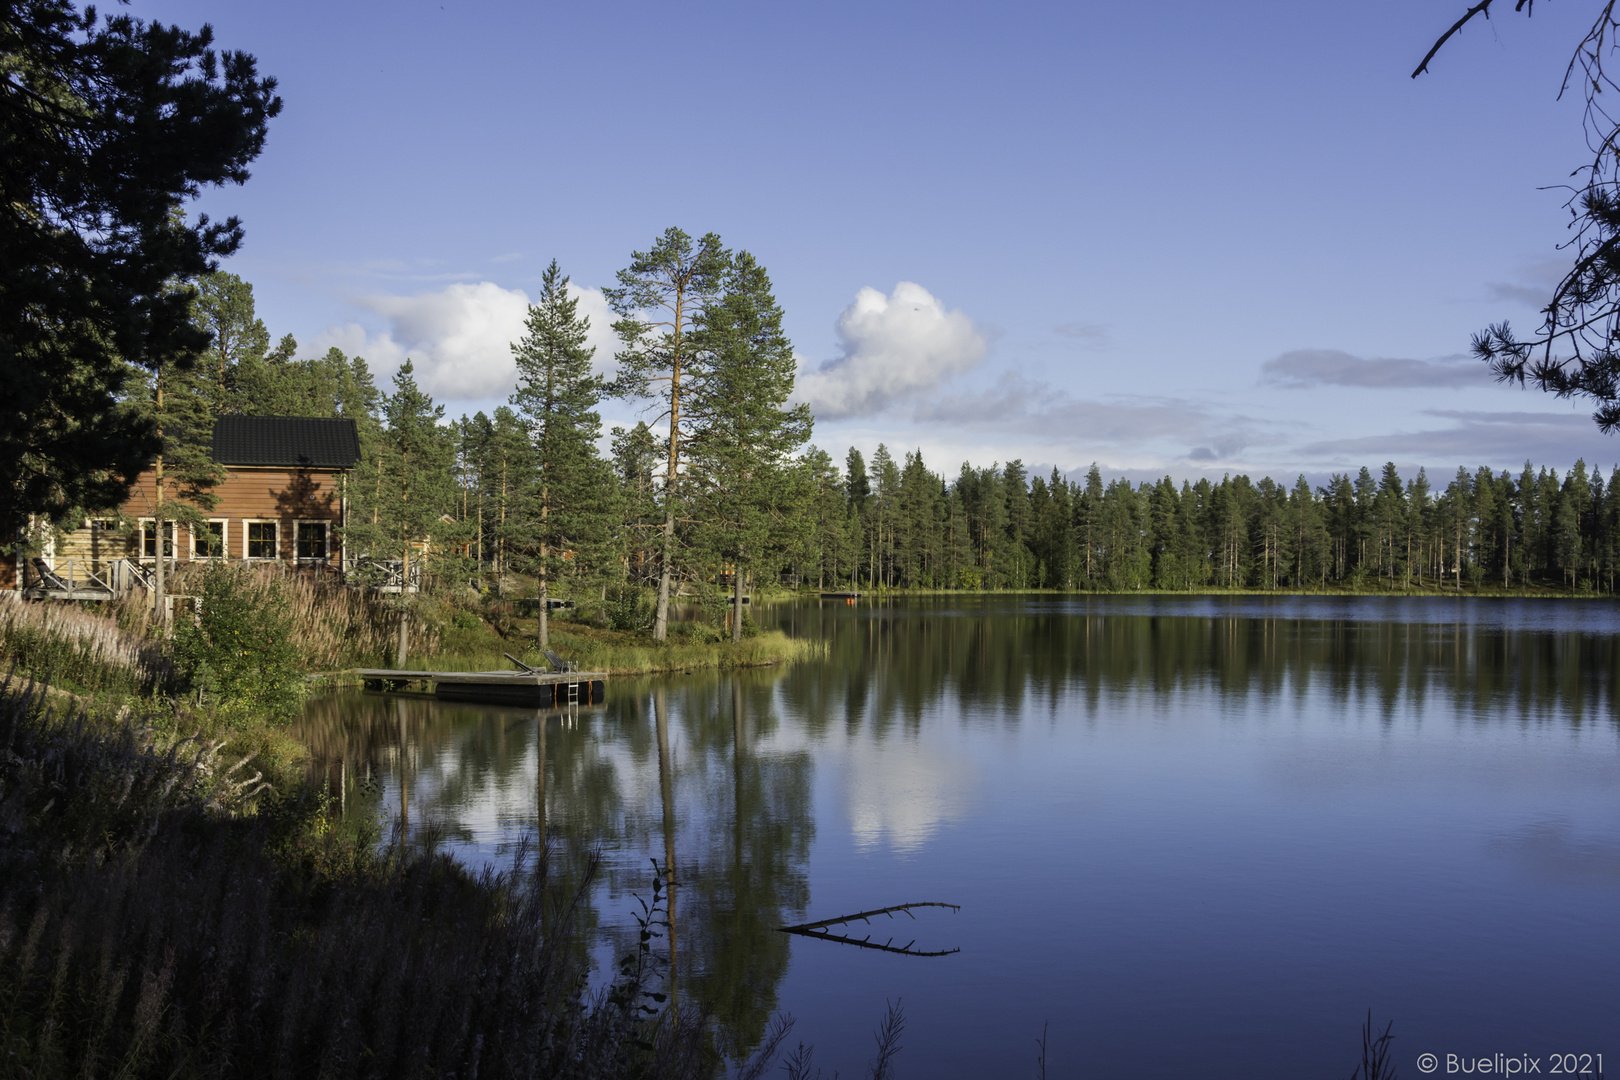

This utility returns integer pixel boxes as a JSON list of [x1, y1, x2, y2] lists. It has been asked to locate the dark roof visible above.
[[211, 416, 362, 469]]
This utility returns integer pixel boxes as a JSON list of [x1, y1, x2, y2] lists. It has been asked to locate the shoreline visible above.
[[768, 585, 1614, 601]]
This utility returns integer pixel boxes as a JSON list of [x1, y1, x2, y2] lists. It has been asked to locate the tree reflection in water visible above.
[[293, 669, 816, 1063], [294, 596, 1620, 1069]]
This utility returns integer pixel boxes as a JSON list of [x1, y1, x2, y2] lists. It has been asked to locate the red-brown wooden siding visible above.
[[109, 465, 347, 564]]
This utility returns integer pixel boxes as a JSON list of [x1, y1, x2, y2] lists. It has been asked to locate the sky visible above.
[[131, 0, 1620, 485]]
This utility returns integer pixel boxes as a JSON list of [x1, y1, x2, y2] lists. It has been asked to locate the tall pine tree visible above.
[[606, 228, 729, 640], [685, 252, 812, 640], [511, 261, 610, 648]]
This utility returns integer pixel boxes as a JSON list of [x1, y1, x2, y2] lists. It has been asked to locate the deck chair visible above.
[[30, 558, 72, 592], [543, 648, 577, 673]]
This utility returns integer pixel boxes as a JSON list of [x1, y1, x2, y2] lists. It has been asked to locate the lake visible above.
[[296, 595, 1620, 1078]]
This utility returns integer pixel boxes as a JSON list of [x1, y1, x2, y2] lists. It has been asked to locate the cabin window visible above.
[[194, 520, 226, 559], [246, 521, 279, 560], [296, 521, 328, 560], [141, 521, 175, 559]]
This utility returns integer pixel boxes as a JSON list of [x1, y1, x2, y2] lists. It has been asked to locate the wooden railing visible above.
[[22, 557, 150, 598]]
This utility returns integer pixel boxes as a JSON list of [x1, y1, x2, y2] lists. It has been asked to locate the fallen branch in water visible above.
[[777, 901, 961, 956]]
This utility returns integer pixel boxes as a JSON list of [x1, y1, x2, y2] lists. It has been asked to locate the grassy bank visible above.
[[413, 619, 818, 677]]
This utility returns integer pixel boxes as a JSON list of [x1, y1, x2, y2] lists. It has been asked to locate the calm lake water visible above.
[[296, 596, 1620, 1078]]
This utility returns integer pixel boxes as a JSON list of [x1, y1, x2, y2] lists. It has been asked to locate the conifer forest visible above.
[[178, 245, 1620, 607]]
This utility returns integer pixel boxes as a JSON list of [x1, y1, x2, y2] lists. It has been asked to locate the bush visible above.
[[172, 567, 302, 721], [605, 585, 652, 632], [670, 620, 721, 644]]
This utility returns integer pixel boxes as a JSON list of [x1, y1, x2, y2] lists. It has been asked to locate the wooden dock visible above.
[[358, 668, 606, 706]]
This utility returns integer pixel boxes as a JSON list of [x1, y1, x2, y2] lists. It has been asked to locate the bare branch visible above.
[[1412, 0, 1509, 79]]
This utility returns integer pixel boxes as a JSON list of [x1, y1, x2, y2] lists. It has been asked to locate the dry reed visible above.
[[0, 596, 172, 693]]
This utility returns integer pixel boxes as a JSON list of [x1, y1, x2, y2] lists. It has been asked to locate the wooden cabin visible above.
[[11, 416, 361, 599]]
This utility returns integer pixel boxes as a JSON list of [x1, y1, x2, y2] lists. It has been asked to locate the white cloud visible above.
[[844, 736, 975, 854], [795, 282, 988, 419], [307, 280, 620, 401]]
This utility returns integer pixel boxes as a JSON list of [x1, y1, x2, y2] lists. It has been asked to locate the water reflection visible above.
[[770, 596, 1620, 730], [296, 597, 1620, 1076]]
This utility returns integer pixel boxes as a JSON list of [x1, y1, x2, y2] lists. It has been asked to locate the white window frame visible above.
[[192, 519, 228, 560], [294, 519, 330, 562], [137, 518, 176, 560], [243, 519, 281, 561]]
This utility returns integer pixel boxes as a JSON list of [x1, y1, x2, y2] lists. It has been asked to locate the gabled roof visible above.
[[211, 416, 362, 469]]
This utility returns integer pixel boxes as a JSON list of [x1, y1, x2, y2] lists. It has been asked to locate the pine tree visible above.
[[127, 352, 223, 618], [511, 261, 610, 648], [843, 448, 871, 587], [345, 360, 453, 664], [611, 422, 662, 587], [606, 228, 729, 640], [683, 251, 811, 638], [870, 445, 900, 587], [2, 5, 279, 534], [191, 270, 270, 415]]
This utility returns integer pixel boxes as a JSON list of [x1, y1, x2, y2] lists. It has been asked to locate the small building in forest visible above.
[[8, 416, 362, 599]]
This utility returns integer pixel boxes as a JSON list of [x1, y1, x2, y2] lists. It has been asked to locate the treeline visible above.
[[794, 454, 1620, 594], [155, 236, 1620, 626]]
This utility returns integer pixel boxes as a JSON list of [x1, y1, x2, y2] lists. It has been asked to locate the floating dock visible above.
[[358, 668, 606, 706]]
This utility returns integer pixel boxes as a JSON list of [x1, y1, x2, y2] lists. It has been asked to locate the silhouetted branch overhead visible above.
[[1416, 0, 1620, 431]]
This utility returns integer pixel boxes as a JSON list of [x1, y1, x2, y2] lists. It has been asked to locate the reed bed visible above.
[[267, 570, 438, 669], [0, 597, 173, 694], [111, 566, 441, 671]]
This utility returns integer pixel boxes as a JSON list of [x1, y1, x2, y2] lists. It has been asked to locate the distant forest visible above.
[[152, 268, 1620, 602]]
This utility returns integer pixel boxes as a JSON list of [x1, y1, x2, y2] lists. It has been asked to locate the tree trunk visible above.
[[654, 510, 674, 641], [732, 555, 744, 644], [538, 480, 550, 649], [153, 380, 166, 623], [396, 606, 409, 668]]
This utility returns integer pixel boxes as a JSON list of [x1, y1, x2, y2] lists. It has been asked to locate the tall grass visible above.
[[109, 567, 441, 672], [0, 597, 172, 694], [268, 570, 439, 669]]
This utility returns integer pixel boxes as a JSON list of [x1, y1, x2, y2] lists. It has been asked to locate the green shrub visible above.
[[670, 619, 721, 644], [172, 567, 302, 721], [605, 584, 652, 632]]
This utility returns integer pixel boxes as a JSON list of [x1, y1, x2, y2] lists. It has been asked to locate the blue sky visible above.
[[139, 0, 1620, 483]]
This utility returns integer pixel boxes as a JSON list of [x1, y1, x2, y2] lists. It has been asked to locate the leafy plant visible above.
[[606, 585, 653, 632], [171, 566, 302, 720]]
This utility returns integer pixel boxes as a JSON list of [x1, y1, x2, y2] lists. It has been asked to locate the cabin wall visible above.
[[53, 465, 347, 570]]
